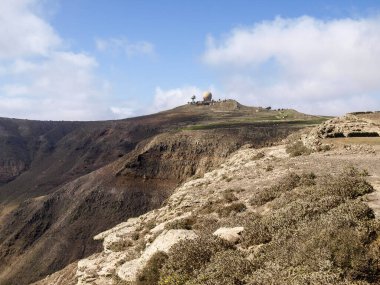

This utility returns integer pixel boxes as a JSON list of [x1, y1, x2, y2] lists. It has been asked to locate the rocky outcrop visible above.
[[316, 114, 380, 138], [0, 159, 27, 183], [117, 229, 197, 282], [301, 113, 380, 150]]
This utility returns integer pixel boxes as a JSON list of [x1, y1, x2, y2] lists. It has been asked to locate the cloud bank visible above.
[[203, 16, 380, 115]]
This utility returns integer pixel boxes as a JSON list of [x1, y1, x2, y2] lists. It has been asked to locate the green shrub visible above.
[[192, 216, 220, 236], [159, 236, 233, 284], [322, 175, 373, 199], [286, 141, 311, 157], [188, 250, 252, 285], [158, 273, 187, 285], [241, 217, 272, 247]]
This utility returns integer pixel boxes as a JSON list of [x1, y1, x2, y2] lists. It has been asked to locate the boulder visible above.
[[213, 227, 244, 244]]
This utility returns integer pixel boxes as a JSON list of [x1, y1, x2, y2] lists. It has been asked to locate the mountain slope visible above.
[[0, 102, 326, 284], [37, 114, 380, 285]]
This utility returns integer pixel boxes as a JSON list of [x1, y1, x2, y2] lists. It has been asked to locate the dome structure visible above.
[[203, 91, 212, 101]]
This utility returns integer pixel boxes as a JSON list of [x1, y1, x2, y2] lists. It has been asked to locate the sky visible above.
[[0, 0, 380, 120]]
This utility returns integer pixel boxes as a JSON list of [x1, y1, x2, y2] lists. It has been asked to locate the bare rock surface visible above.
[[117, 229, 197, 282]]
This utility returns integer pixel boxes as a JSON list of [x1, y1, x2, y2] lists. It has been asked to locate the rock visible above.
[[213, 227, 244, 244], [117, 229, 198, 282]]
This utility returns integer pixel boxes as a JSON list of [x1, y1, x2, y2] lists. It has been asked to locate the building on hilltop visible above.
[[189, 91, 227, 106]]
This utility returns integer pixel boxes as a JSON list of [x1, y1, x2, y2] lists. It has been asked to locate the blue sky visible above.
[[0, 0, 380, 120]]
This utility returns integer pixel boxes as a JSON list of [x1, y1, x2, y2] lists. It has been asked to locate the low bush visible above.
[[146, 168, 380, 285], [241, 217, 272, 247], [197, 198, 224, 215], [165, 216, 196, 230], [299, 172, 317, 186], [221, 190, 239, 203], [286, 141, 311, 157], [108, 238, 133, 252], [250, 172, 301, 206], [136, 251, 168, 285], [192, 216, 220, 236], [217, 202, 247, 217], [159, 236, 233, 285], [188, 250, 252, 285], [321, 174, 373, 199]]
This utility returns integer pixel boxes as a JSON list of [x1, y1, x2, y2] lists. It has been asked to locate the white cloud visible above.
[[0, 0, 60, 59], [0, 0, 118, 120], [151, 86, 203, 113], [0, 52, 113, 120], [95, 37, 155, 57], [203, 16, 380, 115]]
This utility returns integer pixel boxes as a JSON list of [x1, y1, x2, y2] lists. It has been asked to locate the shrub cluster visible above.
[[158, 236, 234, 285], [136, 251, 168, 285], [250, 172, 315, 207]]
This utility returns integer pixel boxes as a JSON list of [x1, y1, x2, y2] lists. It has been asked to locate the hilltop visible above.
[[0, 102, 325, 284]]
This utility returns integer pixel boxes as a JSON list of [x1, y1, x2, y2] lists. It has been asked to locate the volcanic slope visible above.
[[35, 112, 380, 285], [0, 101, 325, 284]]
